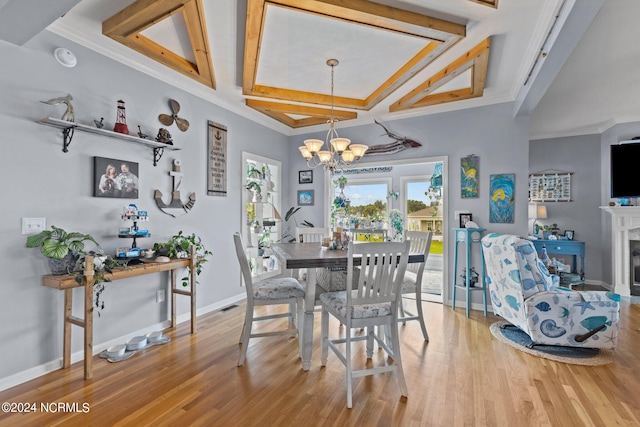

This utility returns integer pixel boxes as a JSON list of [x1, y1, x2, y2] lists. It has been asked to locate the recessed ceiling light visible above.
[[54, 48, 77, 68]]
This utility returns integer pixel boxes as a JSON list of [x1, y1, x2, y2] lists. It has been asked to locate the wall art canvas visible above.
[[461, 155, 479, 198], [207, 120, 227, 196], [93, 156, 139, 199], [489, 173, 514, 223]]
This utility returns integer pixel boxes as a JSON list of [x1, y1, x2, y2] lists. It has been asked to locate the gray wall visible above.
[[529, 134, 603, 283], [1, 28, 538, 389], [0, 31, 290, 387]]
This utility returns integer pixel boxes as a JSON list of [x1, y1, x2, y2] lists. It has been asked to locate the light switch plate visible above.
[[22, 218, 46, 235]]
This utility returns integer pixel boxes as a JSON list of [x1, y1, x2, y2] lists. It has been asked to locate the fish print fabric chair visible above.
[[481, 234, 620, 350]]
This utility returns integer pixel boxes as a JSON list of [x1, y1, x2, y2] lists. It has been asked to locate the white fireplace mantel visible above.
[[601, 206, 640, 296]]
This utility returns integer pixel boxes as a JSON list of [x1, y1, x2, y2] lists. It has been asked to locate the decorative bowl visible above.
[[106, 344, 126, 358], [126, 336, 147, 351], [146, 331, 163, 343]]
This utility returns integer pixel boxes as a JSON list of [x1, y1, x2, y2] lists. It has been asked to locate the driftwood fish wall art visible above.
[[365, 119, 422, 156], [154, 159, 196, 217]]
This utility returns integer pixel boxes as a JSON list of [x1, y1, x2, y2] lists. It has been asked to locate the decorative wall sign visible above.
[[529, 171, 572, 202], [207, 121, 227, 196], [93, 156, 139, 199], [333, 166, 393, 175], [489, 173, 514, 223], [461, 155, 479, 198], [154, 159, 196, 218]]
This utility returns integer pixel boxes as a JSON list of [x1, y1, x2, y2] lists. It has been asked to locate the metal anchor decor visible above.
[[154, 159, 196, 217]]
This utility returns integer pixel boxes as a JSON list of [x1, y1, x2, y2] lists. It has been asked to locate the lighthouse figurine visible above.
[[113, 99, 129, 135]]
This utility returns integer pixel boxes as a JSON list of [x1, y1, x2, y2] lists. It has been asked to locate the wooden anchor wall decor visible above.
[[154, 159, 196, 217]]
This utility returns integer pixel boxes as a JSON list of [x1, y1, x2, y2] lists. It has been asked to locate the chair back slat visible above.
[[405, 230, 433, 275], [233, 232, 254, 300], [297, 227, 330, 243], [347, 241, 410, 307]]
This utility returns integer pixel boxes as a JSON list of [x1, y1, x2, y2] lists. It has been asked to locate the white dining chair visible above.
[[296, 227, 330, 243], [320, 241, 410, 408], [400, 230, 433, 341], [233, 232, 305, 366], [294, 227, 330, 283]]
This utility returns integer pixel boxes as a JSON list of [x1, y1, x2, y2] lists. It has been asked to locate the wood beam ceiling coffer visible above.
[[103, 0, 215, 89], [246, 99, 357, 128], [390, 37, 491, 112], [243, 0, 466, 112]]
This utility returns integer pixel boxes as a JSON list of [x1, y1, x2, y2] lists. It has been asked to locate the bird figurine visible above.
[[137, 125, 149, 139], [94, 117, 104, 129], [41, 93, 75, 122]]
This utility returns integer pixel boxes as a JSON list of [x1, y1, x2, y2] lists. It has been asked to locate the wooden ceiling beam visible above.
[[244, 0, 465, 113], [103, 0, 215, 89], [390, 37, 490, 112], [246, 99, 357, 128]]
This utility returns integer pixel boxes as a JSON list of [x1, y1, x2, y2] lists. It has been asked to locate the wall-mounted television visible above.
[[611, 142, 640, 198]]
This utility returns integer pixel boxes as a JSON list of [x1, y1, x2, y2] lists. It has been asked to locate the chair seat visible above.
[[401, 272, 418, 292], [254, 277, 305, 300], [320, 290, 392, 319]]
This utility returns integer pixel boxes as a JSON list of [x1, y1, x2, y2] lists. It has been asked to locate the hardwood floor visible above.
[[1, 298, 639, 426]]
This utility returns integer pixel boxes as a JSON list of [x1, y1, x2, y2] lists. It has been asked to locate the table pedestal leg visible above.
[[301, 268, 317, 371]]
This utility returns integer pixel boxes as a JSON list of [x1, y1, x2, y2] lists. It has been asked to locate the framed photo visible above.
[[299, 170, 313, 184], [297, 190, 314, 206], [565, 230, 575, 240], [93, 156, 139, 199], [459, 213, 473, 228]]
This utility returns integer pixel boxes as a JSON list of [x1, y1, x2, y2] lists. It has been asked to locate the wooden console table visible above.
[[42, 246, 196, 379]]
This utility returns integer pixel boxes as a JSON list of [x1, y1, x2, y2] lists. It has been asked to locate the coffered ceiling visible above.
[[2, 0, 611, 138]]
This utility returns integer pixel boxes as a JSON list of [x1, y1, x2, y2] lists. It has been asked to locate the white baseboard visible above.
[[0, 293, 245, 392]]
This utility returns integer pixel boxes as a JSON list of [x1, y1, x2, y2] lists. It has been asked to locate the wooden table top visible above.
[[270, 242, 424, 269], [42, 258, 191, 290]]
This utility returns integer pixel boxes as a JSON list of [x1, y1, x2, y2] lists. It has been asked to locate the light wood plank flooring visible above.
[[1, 298, 638, 426]]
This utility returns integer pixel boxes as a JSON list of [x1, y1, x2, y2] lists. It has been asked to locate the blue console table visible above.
[[452, 228, 487, 317], [530, 239, 585, 282]]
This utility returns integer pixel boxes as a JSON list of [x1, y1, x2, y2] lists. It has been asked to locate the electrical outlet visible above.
[[156, 290, 165, 303], [22, 218, 46, 235]]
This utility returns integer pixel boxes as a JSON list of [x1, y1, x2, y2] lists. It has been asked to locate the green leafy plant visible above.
[[153, 231, 212, 287], [73, 251, 122, 316], [26, 225, 99, 259], [281, 206, 314, 243]]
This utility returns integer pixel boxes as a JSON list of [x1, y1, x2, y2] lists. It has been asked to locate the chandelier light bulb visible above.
[[349, 144, 369, 159], [298, 146, 312, 160], [341, 149, 355, 164], [317, 151, 332, 163], [330, 137, 351, 154], [304, 139, 323, 155]]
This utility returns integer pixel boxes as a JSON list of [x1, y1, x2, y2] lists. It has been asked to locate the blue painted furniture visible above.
[[452, 228, 487, 317], [530, 239, 585, 283]]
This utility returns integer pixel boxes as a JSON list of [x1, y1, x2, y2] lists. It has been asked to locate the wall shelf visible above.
[[37, 117, 180, 166]]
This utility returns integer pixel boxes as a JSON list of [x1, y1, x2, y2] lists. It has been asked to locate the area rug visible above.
[[489, 321, 614, 366]]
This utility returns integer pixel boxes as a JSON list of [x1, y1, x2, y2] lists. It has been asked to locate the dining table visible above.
[[270, 242, 424, 371]]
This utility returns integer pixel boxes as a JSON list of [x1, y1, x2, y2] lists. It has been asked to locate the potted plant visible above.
[[281, 206, 314, 243], [73, 251, 121, 316], [245, 181, 262, 202], [153, 231, 212, 287], [26, 225, 99, 275]]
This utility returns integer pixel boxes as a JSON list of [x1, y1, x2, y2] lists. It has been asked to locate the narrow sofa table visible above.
[[271, 242, 424, 371], [42, 246, 196, 380]]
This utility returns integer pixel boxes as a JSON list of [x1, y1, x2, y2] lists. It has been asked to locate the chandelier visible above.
[[298, 59, 368, 172]]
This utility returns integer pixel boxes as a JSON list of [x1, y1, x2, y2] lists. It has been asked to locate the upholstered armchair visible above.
[[481, 234, 620, 350]]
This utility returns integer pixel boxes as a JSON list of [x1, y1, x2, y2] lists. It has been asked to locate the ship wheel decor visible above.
[[158, 99, 190, 132]]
